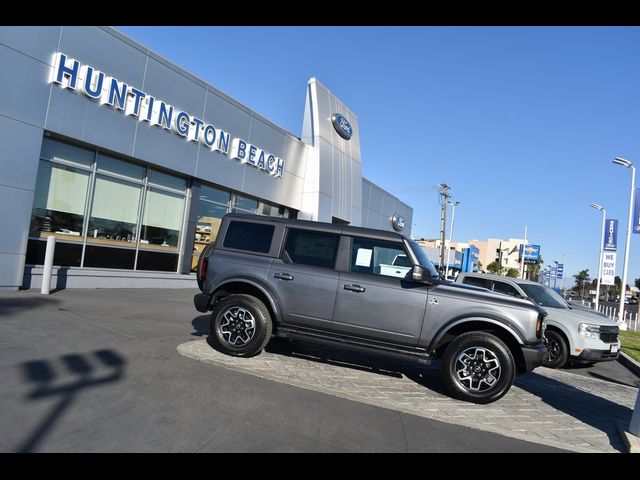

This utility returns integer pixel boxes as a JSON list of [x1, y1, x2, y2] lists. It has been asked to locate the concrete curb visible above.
[[619, 352, 640, 378], [616, 421, 640, 453]]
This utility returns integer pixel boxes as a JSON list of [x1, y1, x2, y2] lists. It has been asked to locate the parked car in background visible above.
[[456, 273, 620, 369], [193, 214, 548, 404]]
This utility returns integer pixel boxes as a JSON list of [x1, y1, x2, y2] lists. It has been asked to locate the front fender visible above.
[[428, 316, 525, 353]]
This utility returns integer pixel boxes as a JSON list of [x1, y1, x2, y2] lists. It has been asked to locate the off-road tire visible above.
[[542, 330, 568, 369], [441, 331, 516, 404], [210, 294, 273, 357]]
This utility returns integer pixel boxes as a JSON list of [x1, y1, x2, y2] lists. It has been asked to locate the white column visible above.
[[41, 235, 56, 295]]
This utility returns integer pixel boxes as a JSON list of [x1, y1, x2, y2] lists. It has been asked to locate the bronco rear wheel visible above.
[[210, 294, 272, 357], [441, 332, 516, 404]]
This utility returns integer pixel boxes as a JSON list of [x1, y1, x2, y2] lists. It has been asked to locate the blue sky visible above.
[[117, 26, 640, 288]]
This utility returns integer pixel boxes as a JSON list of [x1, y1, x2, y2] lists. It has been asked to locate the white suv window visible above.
[[492, 281, 520, 297]]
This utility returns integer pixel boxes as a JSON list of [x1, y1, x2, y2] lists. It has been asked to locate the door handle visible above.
[[344, 284, 365, 293], [273, 272, 294, 281]]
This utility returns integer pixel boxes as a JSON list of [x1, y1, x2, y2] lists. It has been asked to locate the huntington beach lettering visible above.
[[50, 52, 285, 178]]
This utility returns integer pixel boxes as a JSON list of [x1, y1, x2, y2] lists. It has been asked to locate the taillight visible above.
[[199, 257, 208, 283]]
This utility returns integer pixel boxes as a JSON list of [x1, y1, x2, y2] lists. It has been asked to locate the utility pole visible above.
[[520, 225, 527, 279], [438, 184, 451, 273]]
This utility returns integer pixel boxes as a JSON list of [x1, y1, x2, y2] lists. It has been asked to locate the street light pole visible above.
[[590, 203, 606, 312], [445, 200, 460, 278], [613, 157, 636, 325], [553, 260, 558, 289]]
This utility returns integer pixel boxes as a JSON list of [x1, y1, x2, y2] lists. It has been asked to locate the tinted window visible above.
[[223, 221, 274, 253], [350, 237, 409, 279], [519, 283, 568, 308], [492, 281, 520, 297], [284, 229, 339, 269], [462, 276, 490, 289]]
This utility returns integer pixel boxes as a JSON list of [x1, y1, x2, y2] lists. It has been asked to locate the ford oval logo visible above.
[[391, 213, 406, 232], [331, 113, 353, 140]]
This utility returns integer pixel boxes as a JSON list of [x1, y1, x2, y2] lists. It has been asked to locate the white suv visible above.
[[456, 273, 621, 368]]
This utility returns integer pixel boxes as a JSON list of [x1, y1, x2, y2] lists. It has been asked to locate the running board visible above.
[[276, 326, 431, 366]]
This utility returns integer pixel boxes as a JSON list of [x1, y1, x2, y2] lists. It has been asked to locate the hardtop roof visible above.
[[224, 213, 408, 241]]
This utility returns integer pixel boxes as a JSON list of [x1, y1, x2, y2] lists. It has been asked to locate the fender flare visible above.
[[429, 316, 526, 352], [212, 277, 283, 322]]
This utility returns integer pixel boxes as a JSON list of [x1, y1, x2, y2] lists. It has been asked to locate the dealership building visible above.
[[0, 26, 413, 290]]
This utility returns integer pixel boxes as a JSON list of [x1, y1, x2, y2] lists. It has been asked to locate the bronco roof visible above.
[[224, 213, 408, 241]]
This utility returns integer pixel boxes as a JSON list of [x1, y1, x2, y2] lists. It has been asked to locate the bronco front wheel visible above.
[[441, 332, 516, 404]]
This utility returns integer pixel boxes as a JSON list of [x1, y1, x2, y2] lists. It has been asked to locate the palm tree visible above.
[[573, 269, 590, 298], [486, 260, 502, 275], [528, 256, 543, 281]]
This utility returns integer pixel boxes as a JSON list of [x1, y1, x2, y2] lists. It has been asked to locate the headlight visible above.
[[579, 323, 600, 339]]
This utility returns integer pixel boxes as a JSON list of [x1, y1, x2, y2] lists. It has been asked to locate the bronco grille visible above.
[[599, 326, 619, 344]]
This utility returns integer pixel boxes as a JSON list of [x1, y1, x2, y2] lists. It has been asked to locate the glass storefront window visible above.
[[87, 175, 142, 247], [29, 136, 292, 275], [40, 137, 94, 169], [30, 160, 90, 242], [149, 169, 187, 192], [200, 185, 230, 205], [234, 195, 258, 213], [96, 154, 145, 182], [139, 188, 185, 251], [29, 136, 188, 273], [191, 185, 230, 271], [258, 201, 284, 217]]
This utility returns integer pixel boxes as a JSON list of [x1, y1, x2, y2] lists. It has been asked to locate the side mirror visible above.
[[411, 265, 428, 283]]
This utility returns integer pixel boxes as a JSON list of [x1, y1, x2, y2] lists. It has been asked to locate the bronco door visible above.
[[331, 236, 428, 347], [267, 227, 340, 331]]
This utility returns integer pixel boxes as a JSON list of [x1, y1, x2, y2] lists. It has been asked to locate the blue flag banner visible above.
[[633, 188, 640, 234], [603, 219, 618, 251], [556, 264, 564, 280]]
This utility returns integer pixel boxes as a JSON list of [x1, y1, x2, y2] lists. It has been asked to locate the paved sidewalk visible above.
[[179, 337, 638, 453]]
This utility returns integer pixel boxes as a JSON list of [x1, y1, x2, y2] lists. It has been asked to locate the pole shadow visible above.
[[17, 349, 126, 453]]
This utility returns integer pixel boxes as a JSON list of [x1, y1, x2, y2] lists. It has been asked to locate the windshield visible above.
[[519, 283, 568, 309], [407, 239, 440, 279]]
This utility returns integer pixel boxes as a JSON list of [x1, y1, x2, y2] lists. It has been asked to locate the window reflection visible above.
[[139, 188, 184, 251], [30, 160, 90, 242], [191, 186, 230, 271], [87, 175, 141, 247]]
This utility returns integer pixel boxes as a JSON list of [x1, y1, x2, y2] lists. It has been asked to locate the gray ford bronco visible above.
[[194, 214, 547, 404]]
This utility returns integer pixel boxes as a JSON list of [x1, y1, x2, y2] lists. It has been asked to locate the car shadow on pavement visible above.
[[191, 315, 211, 337], [17, 349, 126, 453], [515, 371, 633, 452], [0, 295, 60, 316], [263, 337, 450, 396]]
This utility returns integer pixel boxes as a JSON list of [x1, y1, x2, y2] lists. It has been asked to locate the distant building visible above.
[[414, 237, 536, 276], [468, 238, 528, 273]]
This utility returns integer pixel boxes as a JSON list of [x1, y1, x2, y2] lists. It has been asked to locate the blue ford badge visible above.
[[391, 214, 406, 232], [331, 114, 353, 140]]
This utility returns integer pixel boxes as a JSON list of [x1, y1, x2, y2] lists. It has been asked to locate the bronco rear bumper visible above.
[[193, 293, 212, 313]]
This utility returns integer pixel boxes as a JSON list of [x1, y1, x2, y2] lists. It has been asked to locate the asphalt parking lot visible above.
[[1, 288, 638, 453]]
